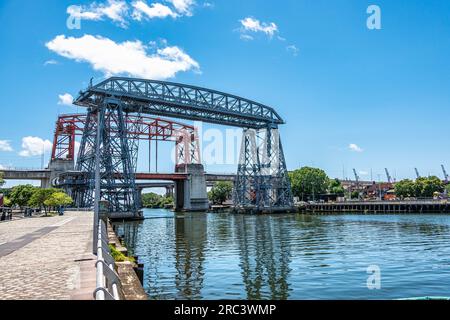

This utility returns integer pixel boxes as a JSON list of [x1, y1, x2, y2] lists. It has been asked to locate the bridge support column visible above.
[[166, 186, 174, 198], [233, 127, 294, 214], [72, 100, 142, 220], [174, 164, 209, 212]]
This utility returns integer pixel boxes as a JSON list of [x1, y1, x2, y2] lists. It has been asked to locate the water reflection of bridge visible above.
[[114, 212, 294, 299]]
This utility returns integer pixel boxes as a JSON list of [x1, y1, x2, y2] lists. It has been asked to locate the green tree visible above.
[[141, 193, 174, 208], [395, 179, 416, 199], [9, 184, 38, 209], [3, 197, 12, 207], [351, 191, 360, 200], [329, 179, 345, 195], [208, 181, 233, 205], [289, 167, 330, 201], [445, 184, 450, 197], [414, 176, 444, 198], [0, 172, 5, 187], [44, 192, 73, 210], [28, 188, 59, 216]]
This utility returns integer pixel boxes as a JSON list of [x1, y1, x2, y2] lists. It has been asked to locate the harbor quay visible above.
[[0, 210, 146, 300], [0, 211, 97, 300]]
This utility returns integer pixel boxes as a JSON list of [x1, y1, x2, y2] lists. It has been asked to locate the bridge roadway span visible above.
[[0, 211, 96, 300], [0, 169, 235, 185]]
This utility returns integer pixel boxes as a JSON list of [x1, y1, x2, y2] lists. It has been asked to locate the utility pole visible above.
[[377, 174, 382, 200]]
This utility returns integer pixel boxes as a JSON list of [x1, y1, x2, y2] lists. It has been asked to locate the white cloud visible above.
[[359, 171, 369, 176], [44, 59, 59, 66], [58, 93, 74, 106], [46, 34, 199, 80], [286, 45, 299, 56], [132, 1, 178, 20], [19, 137, 53, 157], [349, 143, 363, 153], [240, 17, 278, 38], [0, 140, 13, 152], [240, 34, 254, 41], [168, 0, 195, 16], [132, 0, 196, 20], [67, 0, 129, 27]]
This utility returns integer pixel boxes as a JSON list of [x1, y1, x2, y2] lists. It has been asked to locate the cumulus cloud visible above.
[[131, 0, 196, 20], [67, 0, 129, 27], [58, 93, 74, 106], [46, 34, 199, 80], [0, 140, 13, 152], [349, 143, 363, 153], [240, 17, 278, 38], [19, 137, 53, 157], [169, 0, 195, 16], [132, 1, 178, 20], [359, 171, 369, 176]]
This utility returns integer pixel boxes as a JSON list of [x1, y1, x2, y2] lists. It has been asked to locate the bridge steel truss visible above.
[[73, 77, 294, 213], [52, 110, 200, 213]]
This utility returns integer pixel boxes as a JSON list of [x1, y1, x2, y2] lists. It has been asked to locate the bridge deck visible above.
[[0, 211, 96, 300]]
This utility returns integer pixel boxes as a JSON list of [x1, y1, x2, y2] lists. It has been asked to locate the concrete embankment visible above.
[[107, 221, 147, 300]]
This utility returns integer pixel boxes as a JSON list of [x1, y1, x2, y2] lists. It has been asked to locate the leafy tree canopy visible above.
[[44, 192, 73, 208], [289, 167, 330, 200], [141, 192, 173, 208], [208, 181, 233, 205], [329, 179, 345, 195], [9, 184, 38, 207]]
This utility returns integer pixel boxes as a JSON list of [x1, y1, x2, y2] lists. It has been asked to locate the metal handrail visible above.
[[94, 220, 121, 300]]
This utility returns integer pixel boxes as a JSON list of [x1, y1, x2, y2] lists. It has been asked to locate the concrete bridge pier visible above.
[[174, 164, 209, 212], [47, 159, 75, 188], [166, 186, 174, 198]]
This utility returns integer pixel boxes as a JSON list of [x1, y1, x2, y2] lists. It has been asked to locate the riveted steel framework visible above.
[[54, 113, 200, 211], [73, 77, 294, 213], [52, 113, 199, 165], [233, 128, 294, 212]]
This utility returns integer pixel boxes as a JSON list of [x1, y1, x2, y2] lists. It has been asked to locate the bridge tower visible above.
[[73, 98, 141, 219], [234, 126, 294, 213]]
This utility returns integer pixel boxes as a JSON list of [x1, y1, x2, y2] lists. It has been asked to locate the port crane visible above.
[[353, 169, 361, 199], [415, 168, 421, 179], [441, 165, 449, 183], [385, 168, 392, 183]]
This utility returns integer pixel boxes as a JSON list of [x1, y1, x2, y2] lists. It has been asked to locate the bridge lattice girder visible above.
[[52, 113, 200, 166], [68, 77, 294, 214], [75, 77, 284, 129]]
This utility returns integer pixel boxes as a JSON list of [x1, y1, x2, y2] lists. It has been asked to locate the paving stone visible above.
[[0, 212, 96, 300]]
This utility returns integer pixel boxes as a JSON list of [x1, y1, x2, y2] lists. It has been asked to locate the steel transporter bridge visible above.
[[51, 77, 294, 218]]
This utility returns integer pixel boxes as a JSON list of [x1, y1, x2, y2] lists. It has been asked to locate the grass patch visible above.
[[108, 244, 135, 263]]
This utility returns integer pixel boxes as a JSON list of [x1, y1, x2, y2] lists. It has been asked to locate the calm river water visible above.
[[113, 209, 450, 300]]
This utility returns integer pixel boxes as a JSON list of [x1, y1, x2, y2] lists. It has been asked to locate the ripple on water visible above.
[[112, 210, 450, 300]]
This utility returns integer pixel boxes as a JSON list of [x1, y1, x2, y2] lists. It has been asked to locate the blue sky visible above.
[[1, 0, 450, 187]]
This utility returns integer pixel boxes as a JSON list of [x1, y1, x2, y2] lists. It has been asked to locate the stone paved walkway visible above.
[[0, 211, 96, 300]]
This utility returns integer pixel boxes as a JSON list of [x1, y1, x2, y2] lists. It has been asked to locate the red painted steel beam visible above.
[[51, 113, 196, 161]]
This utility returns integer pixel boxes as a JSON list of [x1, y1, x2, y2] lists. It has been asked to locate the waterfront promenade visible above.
[[0, 211, 96, 300]]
